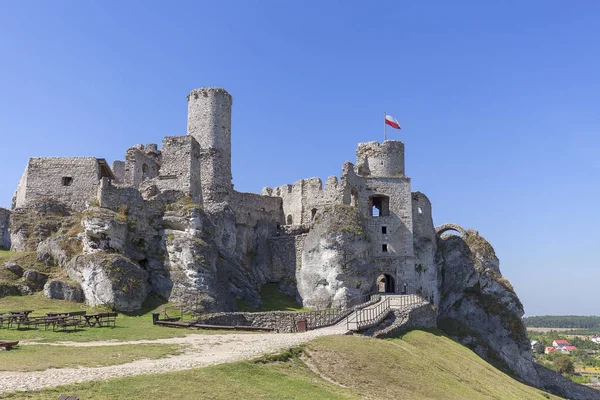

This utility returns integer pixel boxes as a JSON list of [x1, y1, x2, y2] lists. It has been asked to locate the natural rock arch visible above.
[[435, 223, 467, 237]]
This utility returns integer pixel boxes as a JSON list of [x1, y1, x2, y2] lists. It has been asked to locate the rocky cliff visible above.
[[298, 205, 372, 309], [6, 194, 278, 313], [436, 230, 600, 399]]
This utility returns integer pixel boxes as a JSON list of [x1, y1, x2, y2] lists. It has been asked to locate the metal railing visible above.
[[347, 297, 391, 331], [292, 290, 382, 332], [347, 282, 432, 331]]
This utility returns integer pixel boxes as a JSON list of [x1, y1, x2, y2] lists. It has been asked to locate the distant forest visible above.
[[523, 315, 600, 329]]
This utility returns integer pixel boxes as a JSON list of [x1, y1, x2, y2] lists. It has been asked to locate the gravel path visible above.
[[0, 325, 349, 394]]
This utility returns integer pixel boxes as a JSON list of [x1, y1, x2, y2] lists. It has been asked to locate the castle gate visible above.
[[376, 274, 395, 293]]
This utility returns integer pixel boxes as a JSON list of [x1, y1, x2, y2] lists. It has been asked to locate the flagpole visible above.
[[383, 112, 387, 142]]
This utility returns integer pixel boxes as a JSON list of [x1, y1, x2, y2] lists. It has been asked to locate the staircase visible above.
[[344, 294, 430, 332]]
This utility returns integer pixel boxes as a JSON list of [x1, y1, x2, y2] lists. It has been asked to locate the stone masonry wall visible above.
[[13, 157, 101, 212], [98, 178, 146, 211], [266, 176, 346, 227], [411, 192, 439, 306], [268, 233, 307, 294], [123, 144, 161, 188], [362, 176, 414, 259], [355, 141, 405, 178], [0, 208, 10, 249], [230, 191, 283, 227], [195, 310, 306, 333], [111, 160, 125, 184], [148, 135, 203, 204]]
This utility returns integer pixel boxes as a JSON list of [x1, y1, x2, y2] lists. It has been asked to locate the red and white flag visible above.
[[385, 114, 401, 129]]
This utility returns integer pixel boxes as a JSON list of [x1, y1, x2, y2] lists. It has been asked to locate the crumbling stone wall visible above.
[[122, 144, 161, 188], [266, 176, 347, 227], [98, 178, 146, 211], [146, 135, 203, 203], [411, 192, 439, 306], [12, 157, 102, 212], [0, 208, 10, 249], [111, 160, 125, 184], [230, 191, 283, 227]]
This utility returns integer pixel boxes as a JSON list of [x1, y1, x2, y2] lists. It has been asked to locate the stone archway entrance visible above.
[[376, 274, 395, 293]]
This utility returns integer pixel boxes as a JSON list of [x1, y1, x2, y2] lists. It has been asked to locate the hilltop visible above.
[[0, 330, 562, 400]]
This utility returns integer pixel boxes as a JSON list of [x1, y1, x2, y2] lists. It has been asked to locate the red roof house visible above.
[[552, 340, 570, 348]]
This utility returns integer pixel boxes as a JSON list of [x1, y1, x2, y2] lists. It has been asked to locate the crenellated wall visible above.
[[266, 175, 347, 226]]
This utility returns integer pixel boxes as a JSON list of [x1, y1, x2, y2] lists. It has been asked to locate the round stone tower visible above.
[[355, 140, 405, 177], [187, 87, 233, 203]]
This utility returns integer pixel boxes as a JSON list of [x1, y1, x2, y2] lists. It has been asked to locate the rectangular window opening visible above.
[[61, 177, 73, 186], [381, 226, 387, 234], [382, 244, 388, 252], [370, 196, 390, 217]]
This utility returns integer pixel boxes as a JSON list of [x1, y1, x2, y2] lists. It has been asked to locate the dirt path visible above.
[[0, 325, 348, 394]]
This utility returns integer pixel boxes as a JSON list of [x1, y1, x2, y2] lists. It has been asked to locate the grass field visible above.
[[237, 283, 309, 312], [0, 343, 182, 371], [0, 330, 562, 400], [0, 294, 243, 343]]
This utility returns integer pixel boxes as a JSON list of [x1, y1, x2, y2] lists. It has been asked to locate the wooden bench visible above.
[[53, 317, 80, 332], [0, 340, 19, 350], [15, 316, 47, 330], [96, 312, 117, 327]]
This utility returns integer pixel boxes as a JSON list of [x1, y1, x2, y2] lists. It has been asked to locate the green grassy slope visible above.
[[0, 294, 246, 342], [237, 283, 309, 312], [306, 331, 558, 399], [0, 330, 561, 400]]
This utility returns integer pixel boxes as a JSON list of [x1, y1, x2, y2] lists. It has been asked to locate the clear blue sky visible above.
[[1, 1, 598, 316]]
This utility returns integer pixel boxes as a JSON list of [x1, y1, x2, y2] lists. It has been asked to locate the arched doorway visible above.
[[376, 274, 395, 293]]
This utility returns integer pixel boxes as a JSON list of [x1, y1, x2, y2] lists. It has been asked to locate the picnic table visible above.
[[47, 312, 70, 317], [9, 310, 33, 317], [84, 313, 117, 327]]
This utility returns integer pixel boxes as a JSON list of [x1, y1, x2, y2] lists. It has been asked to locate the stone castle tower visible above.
[[187, 88, 233, 204]]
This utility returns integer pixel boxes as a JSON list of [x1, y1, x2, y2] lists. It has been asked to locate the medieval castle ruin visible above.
[[3, 87, 470, 314], [3, 87, 597, 399]]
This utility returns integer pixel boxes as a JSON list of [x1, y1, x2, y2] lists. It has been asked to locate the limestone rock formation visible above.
[[4, 262, 23, 278], [298, 205, 372, 309], [43, 280, 84, 302], [67, 253, 150, 312], [162, 208, 220, 310], [436, 231, 540, 386], [0, 208, 10, 249], [22, 269, 49, 290]]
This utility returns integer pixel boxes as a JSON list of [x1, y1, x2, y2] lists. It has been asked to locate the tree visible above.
[[553, 355, 575, 375]]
